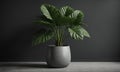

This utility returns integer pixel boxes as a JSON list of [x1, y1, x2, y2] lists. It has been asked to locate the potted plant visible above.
[[33, 4, 90, 68]]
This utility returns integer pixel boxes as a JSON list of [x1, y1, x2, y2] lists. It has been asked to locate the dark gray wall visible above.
[[0, 0, 120, 62]]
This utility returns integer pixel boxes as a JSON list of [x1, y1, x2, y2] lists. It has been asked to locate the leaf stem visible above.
[[54, 26, 64, 46]]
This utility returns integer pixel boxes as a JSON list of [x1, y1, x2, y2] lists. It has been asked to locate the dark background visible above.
[[0, 0, 120, 62]]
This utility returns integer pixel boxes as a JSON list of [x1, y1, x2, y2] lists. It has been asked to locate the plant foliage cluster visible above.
[[33, 4, 90, 46]]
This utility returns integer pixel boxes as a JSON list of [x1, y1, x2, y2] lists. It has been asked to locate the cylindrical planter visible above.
[[46, 45, 71, 68]]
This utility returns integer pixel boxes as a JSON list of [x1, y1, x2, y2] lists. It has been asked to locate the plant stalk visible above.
[[55, 26, 64, 46]]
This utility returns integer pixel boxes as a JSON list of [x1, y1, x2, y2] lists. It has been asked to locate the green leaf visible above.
[[32, 30, 54, 45], [59, 6, 74, 17], [41, 5, 52, 20], [33, 15, 55, 29], [68, 26, 84, 40], [57, 6, 75, 26], [68, 25, 90, 40], [40, 4, 61, 21], [41, 4, 65, 26], [79, 26, 90, 38], [75, 10, 84, 22], [68, 10, 84, 25], [33, 20, 53, 28], [69, 10, 84, 18]]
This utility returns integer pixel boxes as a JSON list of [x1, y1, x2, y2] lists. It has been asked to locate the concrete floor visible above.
[[0, 62, 120, 72]]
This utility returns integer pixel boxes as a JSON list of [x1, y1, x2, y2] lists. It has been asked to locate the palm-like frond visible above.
[[33, 20, 53, 29], [32, 29, 54, 45]]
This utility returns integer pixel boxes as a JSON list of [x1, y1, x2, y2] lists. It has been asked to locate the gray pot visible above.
[[46, 45, 71, 68]]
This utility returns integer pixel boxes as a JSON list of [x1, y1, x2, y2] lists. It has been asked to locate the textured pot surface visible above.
[[46, 45, 71, 68]]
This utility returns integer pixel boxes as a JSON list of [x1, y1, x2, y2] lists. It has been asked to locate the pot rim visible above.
[[48, 45, 70, 47]]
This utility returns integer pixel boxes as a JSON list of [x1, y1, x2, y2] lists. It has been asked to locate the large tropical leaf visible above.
[[68, 25, 90, 40], [40, 5, 52, 20], [79, 26, 90, 38], [57, 6, 75, 26], [69, 10, 84, 25], [32, 29, 54, 45], [69, 10, 84, 19], [40, 4, 61, 21], [59, 6, 74, 17], [68, 26, 84, 40]]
